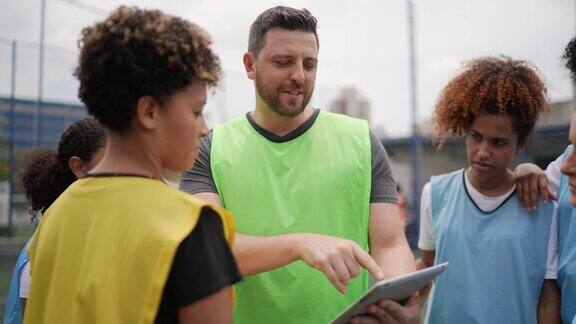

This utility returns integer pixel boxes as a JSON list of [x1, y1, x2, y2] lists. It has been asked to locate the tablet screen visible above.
[[331, 262, 449, 324]]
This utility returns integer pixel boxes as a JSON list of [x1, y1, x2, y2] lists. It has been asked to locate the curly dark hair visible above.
[[249, 6, 318, 58], [564, 36, 576, 81], [19, 117, 106, 213], [434, 56, 549, 146], [75, 6, 221, 132]]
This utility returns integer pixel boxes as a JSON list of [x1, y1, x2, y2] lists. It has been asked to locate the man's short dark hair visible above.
[[248, 6, 319, 57]]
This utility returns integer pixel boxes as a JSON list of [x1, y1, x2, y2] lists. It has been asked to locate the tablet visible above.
[[330, 262, 449, 324]]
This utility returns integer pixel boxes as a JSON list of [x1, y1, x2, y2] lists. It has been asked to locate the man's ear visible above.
[[243, 52, 256, 80], [69, 156, 87, 179], [135, 95, 160, 130]]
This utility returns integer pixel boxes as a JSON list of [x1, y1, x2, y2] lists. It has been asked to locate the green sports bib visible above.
[[212, 110, 372, 324]]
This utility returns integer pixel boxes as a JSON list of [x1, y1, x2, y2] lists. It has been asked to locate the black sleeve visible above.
[[179, 132, 219, 195], [155, 207, 241, 323], [370, 130, 399, 204]]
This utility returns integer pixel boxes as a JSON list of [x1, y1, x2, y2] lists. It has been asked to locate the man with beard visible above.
[[180, 6, 418, 324]]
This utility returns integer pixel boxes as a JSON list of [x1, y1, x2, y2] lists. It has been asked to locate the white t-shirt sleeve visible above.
[[545, 154, 563, 194], [545, 204, 559, 280], [19, 261, 31, 298], [418, 182, 436, 251]]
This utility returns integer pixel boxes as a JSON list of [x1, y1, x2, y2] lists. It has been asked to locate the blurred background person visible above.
[[3, 117, 105, 324]]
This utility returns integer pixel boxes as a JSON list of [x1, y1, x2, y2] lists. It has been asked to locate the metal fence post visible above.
[[36, 0, 46, 146], [406, 0, 421, 248], [8, 40, 17, 231]]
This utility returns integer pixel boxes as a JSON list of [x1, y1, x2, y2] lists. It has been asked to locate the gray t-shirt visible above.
[[180, 109, 398, 204]]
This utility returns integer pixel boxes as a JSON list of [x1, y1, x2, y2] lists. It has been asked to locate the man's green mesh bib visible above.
[[212, 110, 372, 323]]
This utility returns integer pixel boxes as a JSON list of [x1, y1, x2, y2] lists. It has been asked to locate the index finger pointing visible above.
[[353, 247, 384, 281]]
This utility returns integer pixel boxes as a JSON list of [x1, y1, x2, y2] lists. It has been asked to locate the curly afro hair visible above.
[[434, 56, 549, 146], [19, 118, 106, 213], [75, 6, 221, 132], [564, 36, 576, 81]]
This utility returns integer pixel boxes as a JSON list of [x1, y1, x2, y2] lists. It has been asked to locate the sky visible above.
[[0, 0, 574, 137]]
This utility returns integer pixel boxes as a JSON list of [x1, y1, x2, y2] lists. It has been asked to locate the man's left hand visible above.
[[348, 293, 420, 324]]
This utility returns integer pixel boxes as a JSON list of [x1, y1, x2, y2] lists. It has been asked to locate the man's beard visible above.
[[255, 74, 313, 118]]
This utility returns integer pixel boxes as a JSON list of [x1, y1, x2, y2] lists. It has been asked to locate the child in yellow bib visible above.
[[24, 6, 240, 324]]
